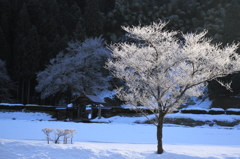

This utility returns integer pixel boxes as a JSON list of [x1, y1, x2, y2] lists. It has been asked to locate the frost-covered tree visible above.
[[69, 129, 77, 144], [36, 37, 110, 99], [42, 128, 54, 144], [42, 128, 77, 144], [63, 129, 76, 144], [105, 21, 240, 154], [54, 129, 65, 144]]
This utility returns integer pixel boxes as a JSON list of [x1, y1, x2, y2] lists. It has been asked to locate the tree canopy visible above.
[[36, 37, 111, 99], [1, 0, 240, 104], [105, 21, 240, 154]]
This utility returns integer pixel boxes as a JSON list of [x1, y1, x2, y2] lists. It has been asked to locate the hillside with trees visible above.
[[0, 0, 240, 107]]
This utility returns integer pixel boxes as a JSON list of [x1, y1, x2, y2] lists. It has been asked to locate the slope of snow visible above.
[[227, 108, 240, 112], [166, 113, 240, 123], [185, 97, 212, 109], [92, 113, 240, 128], [1, 139, 240, 159], [0, 111, 54, 121], [0, 111, 240, 159]]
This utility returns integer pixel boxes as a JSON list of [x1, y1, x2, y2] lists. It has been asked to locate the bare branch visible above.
[[215, 79, 233, 92]]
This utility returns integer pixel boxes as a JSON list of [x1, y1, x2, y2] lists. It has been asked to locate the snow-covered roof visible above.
[[85, 95, 105, 104], [227, 108, 240, 112], [0, 103, 24, 106], [210, 108, 224, 111], [55, 107, 67, 110], [182, 107, 209, 111], [121, 105, 148, 110], [67, 103, 73, 108], [71, 95, 105, 104]]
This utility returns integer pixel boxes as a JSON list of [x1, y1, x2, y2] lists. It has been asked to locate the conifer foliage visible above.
[[84, 0, 103, 37], [106, 21, 240, 154], [0, 60, 14, 103]]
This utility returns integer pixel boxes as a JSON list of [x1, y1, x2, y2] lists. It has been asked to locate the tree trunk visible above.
[[27, 79, 31, 104], [17, 79, 19, 101], [22, 79, 24, 104], [157, 112, 164, 154]]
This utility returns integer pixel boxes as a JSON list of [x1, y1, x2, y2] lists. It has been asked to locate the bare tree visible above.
[[42, 128, 54, 144], [105, 21, 240, 154]]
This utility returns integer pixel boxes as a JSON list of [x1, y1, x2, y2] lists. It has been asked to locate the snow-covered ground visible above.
[[0, 111, 240, 159]]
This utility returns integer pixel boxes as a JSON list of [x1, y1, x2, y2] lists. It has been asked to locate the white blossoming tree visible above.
[[105, 21, 240, 154], [36, 37, 110, 99]]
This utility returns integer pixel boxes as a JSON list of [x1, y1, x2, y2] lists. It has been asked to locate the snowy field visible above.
[[0, 111, 240, 159]]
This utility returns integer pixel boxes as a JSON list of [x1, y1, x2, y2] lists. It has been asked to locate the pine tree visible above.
[[40, 0, 60, 41], [25, 25, 42, 103], [59, 2, 82, 37], [0, 27, 10, 62], [70, 2, 82, 22], [0, 12, 10, 44], [42, 0, 60, 22], [40, 36, 51, 68], [25, 26, 42, 76], [14, 24, 42, 104], [84, 0, 103, 37], [49, 34, 68, 60], [98, 0, 115, 15], [16, 3, 32, 36], [73, 18, 86, 41], [40, 14, 59, 41], [13, 3, 44, 104], [0, 60, 15, 103], [223, 0, 240, 46], [25, 0, 43, 28], [13, 3, 32, 80]]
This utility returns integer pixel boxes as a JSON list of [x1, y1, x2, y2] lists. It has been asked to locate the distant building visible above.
[[70, 94, 105, 121]]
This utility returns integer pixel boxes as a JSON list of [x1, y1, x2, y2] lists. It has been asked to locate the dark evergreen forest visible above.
[[0, 0, 240, 107]]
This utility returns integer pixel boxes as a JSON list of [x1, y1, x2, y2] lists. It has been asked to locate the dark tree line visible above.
[[0, 0, 240, 105], [0, 0, 87, 104]]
